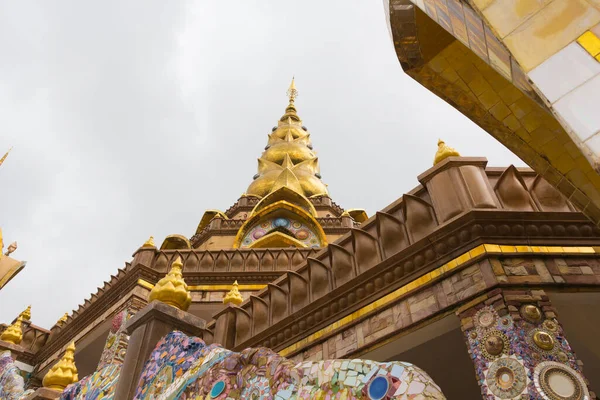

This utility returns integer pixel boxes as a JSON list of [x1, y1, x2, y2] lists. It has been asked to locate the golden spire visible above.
[[42, 341, 79, 391], [0, 147, 12, 168], [56, 313, 68, 327], [223, 280, 244, 306], [1, 316, 23, 345], [19, 305, 31, 321], [148, 256, 192, 311], [246, 79, 328, 198], [142, 236, 156, 248], [287, 77, 298, 102], [434, 139, 461, 165]]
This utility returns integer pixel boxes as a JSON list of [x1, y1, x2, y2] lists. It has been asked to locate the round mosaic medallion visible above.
[[273, 217, 290, 228], [557, 352, 569, 363], [533, 361, 589, 400], [481, 330, 510, 360], [470, 331, 478, 340], [527, 328, 557, 354], [485, 357, 528, 399], [543, 319, 559, 332], [295, 229, 309, 240], [520, 304, 543, 323], [367, 376, 390, 400], [210, 380, 226, 398], [475, 307, 497, 330]]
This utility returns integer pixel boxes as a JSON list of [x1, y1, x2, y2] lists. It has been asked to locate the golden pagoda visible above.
[[223, 281, 244, 306], [0, 316, 23, 345], [42, 341, 78, 391], [148, 256, 192, 311], [19, 305, 31, 322], [142, 236, 156, 248], [433, 139, 460, 165]]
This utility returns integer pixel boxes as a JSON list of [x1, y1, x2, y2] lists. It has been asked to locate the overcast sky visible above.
[[0, 1, 525, 328]]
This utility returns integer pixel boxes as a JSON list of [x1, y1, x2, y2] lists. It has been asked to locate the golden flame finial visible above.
[[287, 76, 298, 103], [0, 147, 13, 168], [142, 236, 156, 248], [434, 138, 461, 165], [223, 280, 244, 306], [56, 313, 69, 327], [148, 256, 192, 311], [1, 316, 23, 345], [43, 341, 79, 391], [20, 305, 31, 321]]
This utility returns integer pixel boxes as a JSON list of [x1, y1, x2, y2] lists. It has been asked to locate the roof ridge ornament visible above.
[[434, 138, 461, 165]]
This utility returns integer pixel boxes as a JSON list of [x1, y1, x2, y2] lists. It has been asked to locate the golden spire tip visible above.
[[287, 76, 298, 102], [142, 236, 156, 248], [148, 255, 191, 311], [434, 138, 460, 165], [223, 280, 244, 306]]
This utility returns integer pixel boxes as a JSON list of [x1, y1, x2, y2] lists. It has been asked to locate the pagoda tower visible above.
[[188, 79, 367, 251]]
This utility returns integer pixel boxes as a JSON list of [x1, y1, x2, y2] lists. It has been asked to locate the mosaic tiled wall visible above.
[[0, 350, 33, 400], [59, 309, 131, 400], [132, 331, 445, 399], [458, 289, 594, 399]]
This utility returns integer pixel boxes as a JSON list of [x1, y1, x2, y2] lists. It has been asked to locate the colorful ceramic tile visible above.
[[129, 331, 444, 399], [0, 351, 34, 400]]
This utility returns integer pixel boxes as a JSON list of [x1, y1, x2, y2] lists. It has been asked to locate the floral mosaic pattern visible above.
[[241, 217, 320, 248], [0, 350, 33, 400], [60, 309, 131, 400], [134, 331, 445, 399], [465, 305, 590, 400]]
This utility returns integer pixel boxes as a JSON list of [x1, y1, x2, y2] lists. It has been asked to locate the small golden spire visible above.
[[20, 305, 31, 321], [287, 76, 298, 103], [56, 313, 68, 327], [434, 139, 461, 165], [0, 147, 13, 168], [281, 77, 300, 122], [223, 280, 244, 306], [148, 256, 192, 311], [142, 236, 156, 248], [1, 316, 23, 345], [42, 341, 79, 391]]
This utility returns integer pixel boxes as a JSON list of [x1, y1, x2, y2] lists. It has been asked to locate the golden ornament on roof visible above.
[[148, 256, 192, 311], [1, 316, 23, 345], [19, 305, 31, 321], [142, 236, 156, 248], [223, 280, 244, 306], [56, 313, 69, 327], [42, 341, 79, 391], [246, 78, 328, 198], [434, 139, 461, 165]]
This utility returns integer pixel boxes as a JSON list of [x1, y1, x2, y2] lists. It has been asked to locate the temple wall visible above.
[[279, 252, 600, 365]]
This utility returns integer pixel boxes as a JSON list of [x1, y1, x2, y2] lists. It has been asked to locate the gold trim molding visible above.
[[137, 279, 266, 292], [278, 244, 597, 357]]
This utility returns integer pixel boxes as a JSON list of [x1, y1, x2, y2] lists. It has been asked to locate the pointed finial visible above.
[[223, 280, 244, 306], [148, 256, 192, 311], [56, 313, 69, 327], [434, 138, 461, 165], [1, 316, 23, 345], [0, 147, 13, 168], [142, 236, 156, 248], [4, 241, 17, 256], [20, 305, 31, 321], [43, 341, 79, 391], [287, 76, 298, 103]]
